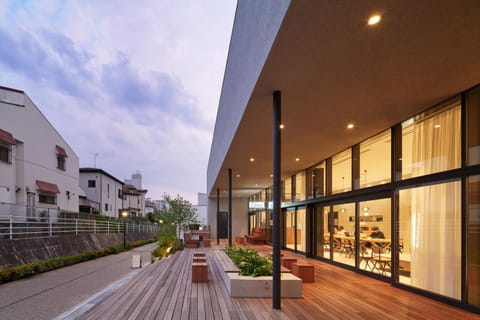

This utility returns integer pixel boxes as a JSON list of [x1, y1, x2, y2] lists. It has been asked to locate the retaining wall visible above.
[[0, 232, 156, 269]]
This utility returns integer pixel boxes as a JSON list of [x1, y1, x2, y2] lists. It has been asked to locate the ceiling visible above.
[[211, 0, 480, 198]]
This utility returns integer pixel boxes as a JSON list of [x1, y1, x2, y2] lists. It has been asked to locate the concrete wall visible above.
[[206, 0, 290, 195], [207, 196, 249, 240], [0, 87, 82, 212], [0, 232, 156, 269]]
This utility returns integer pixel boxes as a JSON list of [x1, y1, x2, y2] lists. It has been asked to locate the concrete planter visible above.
[[214, 250, 302, 298]]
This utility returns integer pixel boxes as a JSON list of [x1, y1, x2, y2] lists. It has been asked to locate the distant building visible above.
[[125, 170, 142, 189], [193, 192, 208, 227], [0, 86, 82, 217], [79, 168, 124, 218], [122, 184, 148, 217]]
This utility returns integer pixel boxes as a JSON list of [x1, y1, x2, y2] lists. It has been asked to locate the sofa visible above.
[[245, 228, 267, 244]]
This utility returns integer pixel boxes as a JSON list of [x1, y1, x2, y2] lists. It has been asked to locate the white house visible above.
[[79, 168, 124, 218], [122, 184, 147, 217], [0, 86, 82, 217]]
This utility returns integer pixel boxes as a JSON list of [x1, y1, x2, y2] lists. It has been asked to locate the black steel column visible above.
[[228, 168, 233, 247], [272, 90, 281, 309], [217, 188, 220, 245]]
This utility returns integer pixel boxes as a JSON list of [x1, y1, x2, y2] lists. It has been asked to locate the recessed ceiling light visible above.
[[270, 174, 273, 178], [434, 124, 441, 128], [295, 158, 300, 162], [368, 14, 381, 26], [279, 124, 285, 129], [250, 157, 255, 162], [347, 123, 354, 129], [236, 174, 240, 178]]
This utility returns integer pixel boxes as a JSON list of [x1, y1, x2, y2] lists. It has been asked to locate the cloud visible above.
[[0, 0, 236, 203]]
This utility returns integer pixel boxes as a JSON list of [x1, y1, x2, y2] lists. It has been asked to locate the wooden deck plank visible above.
[[77, 243, 480, 320]]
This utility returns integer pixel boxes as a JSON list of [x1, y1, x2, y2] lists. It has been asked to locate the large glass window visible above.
[[466, 86, 480, 166], [467, 175, 480, 308], [283, 177, 292, 204], [360, 130, 391, 188], [332, 202, 355, 267], [294, 171, 306, 201], [399, 181, 461, 300], [315, 206, 330, 259], [402, 100, 461, 179], [285, 209, 295, 250], [358, 198, 391, 275], [297, 208, 306, 253], [332, 149, 352, 194], [307, 161, 326, 199]]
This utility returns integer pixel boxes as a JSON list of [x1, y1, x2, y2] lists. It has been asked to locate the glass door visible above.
[[285, 208, 295, 250], [315, 206, 330, 259]]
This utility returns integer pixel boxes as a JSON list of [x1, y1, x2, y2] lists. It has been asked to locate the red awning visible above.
[[36, 180, 61, 193], [56, 145, 68, 158], [0, 128, 16, 145]]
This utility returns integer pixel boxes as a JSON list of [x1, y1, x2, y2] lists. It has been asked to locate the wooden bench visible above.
[[184, 232, 200, 248], [245, 228, 267, 244], [291, 262, 314, 282], [214, 250, 240, 273]]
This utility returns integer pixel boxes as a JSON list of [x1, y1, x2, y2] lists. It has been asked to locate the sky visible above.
[[0, 0, 237, 204]]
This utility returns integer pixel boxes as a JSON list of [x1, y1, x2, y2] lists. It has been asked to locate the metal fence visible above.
[[0, 202, 159, 240]]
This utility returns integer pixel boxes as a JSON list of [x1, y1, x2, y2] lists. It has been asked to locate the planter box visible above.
[[227, 272, 302, 298], [213, 250, 302, 298]]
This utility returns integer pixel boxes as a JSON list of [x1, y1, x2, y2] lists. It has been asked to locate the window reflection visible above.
[[332, 149, 352, 194]]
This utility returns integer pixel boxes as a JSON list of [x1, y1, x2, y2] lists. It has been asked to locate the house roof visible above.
[[0, 128, 16, 145], [80, 168, 124, 185], [208, 0, 480, 197], [36, 180, 61, 194]]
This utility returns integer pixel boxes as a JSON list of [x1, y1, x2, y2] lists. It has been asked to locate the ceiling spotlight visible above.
[[347, 123, 354, 129], [250, 157, 255, 162], [270, 174, 273, 178], [368, 14, 381, 26], [295, 158, 300, 162], [236, 174, 240, 178], [434, 124, 441, 128], [279, 124, 285, 129]]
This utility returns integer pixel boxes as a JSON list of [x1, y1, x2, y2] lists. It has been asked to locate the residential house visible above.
[[79, 168, 124, 218], [122, 184, 147, 217], [0, 86, 81, 218]]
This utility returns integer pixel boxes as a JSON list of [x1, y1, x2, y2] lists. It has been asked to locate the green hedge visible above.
[[0, 238, 155, 284]]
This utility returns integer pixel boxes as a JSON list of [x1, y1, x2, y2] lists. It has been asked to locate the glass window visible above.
[[399, 181, 461, 300], [332, 149, 352, 194], [285, 209, 295, 250], [0, 144, 12, 163], [307, 162, 326, 199], [332, 202, 355, 267], [467, 175, 480, 308], [315, 206, 330, 259], [360, 130, 391, 188], [88, 180, 96, 188], [294, 171, 306, 201], [296, 208, 306, 253], [402, 100, 461, 179], [283, 177, 292, 203], [466, 86, 480, 165], [358, 198, 391, 275]]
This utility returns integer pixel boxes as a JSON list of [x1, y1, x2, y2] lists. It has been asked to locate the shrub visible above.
[[0, 237, 156, 284], [224, 247, 272, 277]]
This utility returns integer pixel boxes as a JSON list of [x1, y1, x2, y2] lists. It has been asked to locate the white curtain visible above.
[[409, 104, 461, 299]]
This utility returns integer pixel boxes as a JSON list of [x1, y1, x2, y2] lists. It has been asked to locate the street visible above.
[[0, 242, 157, 320]]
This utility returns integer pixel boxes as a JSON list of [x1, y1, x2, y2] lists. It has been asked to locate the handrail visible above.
[[0, 214, 158, 240]]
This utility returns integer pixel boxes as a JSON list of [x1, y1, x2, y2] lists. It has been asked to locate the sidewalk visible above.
[[0, 242, 157, 320]]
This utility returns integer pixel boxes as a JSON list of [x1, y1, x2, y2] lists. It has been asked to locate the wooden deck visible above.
[[78, 242, 479, 320]]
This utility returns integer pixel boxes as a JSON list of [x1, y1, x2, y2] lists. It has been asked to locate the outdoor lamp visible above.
[[121, 210, 128, 248]]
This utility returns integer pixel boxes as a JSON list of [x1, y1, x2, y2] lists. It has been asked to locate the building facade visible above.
[[207, 1, 480, 313], [0, 86, 81, 217], [79, 168, 124, 218], [122, 184, 147, 217], [193, 192, 208, 228]]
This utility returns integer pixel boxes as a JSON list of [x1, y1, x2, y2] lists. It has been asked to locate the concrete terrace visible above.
[[78, 242, 479, 320]]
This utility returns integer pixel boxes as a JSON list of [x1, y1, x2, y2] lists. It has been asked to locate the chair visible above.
[[341, 238, 354, 258], [359, 244, 374, 271], [371, 245, 392, 275]]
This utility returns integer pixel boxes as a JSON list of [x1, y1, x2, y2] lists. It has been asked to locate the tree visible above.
[[160, 194, 199, 238]]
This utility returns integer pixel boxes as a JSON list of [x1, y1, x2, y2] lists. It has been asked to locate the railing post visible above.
[[75, 219, 78, 235], [94, 220, 96, 234], [118, 221, 120, 233], [107, 221, 110, 234], [49, 217, 52, 237], [9, 215, 13, 240]]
